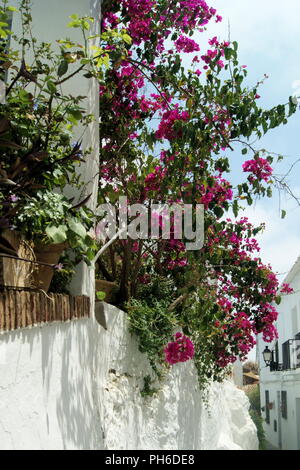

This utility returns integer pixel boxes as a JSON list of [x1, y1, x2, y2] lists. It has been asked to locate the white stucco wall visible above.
[[258, 258, 300, 450], [232, 358, 243, 388], [0, 304, 258, 450]]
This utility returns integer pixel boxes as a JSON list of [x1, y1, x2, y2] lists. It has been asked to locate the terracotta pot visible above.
[[0, 230, 35, 288], [95, 279, 118, 303], [33, 242, 67, 292]]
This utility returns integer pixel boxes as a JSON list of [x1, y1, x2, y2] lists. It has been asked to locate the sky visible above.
[[192, 0, 300, 283]]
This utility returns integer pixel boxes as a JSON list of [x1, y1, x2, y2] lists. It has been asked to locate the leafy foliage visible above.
[[246, 385, 267, 450], [0, 0, 102, 286]]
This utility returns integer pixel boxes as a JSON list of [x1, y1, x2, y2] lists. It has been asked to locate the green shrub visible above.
[[245, 385, 266, 450], [247, 385, 261, 414], [249, 409, 267, 450]]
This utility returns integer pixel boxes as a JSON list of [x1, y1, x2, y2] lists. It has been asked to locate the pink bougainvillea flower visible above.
[[280, 283, 294, 294], [54, 263, 64, 271], [242, 157, 273, 182], [164, 332, 195, 365], [174, 35, 200, 53]]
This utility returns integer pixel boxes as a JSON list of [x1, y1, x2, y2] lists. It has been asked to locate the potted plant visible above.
[[0, 3, 100, 291], [9, 190, 97, 291]]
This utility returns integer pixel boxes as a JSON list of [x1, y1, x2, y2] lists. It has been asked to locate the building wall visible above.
[[259, 370, 300, 450], [0, 303, 258, 450], [9, 0, 100, 298], [258, 260, 300, 450]]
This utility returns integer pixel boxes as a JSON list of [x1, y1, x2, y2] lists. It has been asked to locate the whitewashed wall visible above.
[[258, 259, 300, 450], [0, 304, 258, 450]]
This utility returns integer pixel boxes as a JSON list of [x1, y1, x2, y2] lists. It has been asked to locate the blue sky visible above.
[[193, 0, 300, 281]]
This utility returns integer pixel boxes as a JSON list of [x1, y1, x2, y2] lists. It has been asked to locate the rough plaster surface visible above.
[[0, 304, 258, 450]]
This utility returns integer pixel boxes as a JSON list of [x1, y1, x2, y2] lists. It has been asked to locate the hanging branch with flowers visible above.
[[98, 0, 298, 382]]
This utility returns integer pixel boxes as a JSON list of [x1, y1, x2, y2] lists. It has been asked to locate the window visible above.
[[281, 391, 287, 419], [282, 340, 291, 370], [270, 341, 280, 371], [290, 334, 300, 369], [265, 390, 270, 424], [275, 340, 279, 364]]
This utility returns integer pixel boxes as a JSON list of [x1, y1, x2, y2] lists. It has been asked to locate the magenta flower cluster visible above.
[[242, 158, 273, 182], [215, 311, 256, 368], [280, 283, 294, 294], [121, 0, 155, 44], [155, 107, 189, 140], [198, 174, 233, 208], [164, 332, 195, 365], [174, 35, 200, 53]]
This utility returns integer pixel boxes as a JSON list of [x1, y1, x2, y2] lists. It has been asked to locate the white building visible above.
[[258, 256, 300, 450]]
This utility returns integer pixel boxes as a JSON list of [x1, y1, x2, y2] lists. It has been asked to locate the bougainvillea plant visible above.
[[164, 332, 195, 365], [94, 0, 299, 384]]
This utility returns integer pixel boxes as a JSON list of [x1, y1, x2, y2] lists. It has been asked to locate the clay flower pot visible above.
[[33, 242, 67, 292], [0, 229, 35, 289]]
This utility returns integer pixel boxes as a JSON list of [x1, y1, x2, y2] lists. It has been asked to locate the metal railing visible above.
[[269, 338, 300, 372]]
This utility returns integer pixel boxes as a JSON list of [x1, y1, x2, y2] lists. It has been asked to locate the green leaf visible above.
[[18, 89, 30, 103], [57, 60, 68, 77], [224, 47, 232, 60], [0, 27, 8, 39], [68, 218, 87, 238], [122, 33, 132, 45], [242, 148, 247, 155], [213, 206, 224, 218], [262, 120, 268, 134], [46, 225, 67, 243], [281, 209, 286, 219], [68, 109, 83, 121], [47, 80, 57, 94], [275, 296, 281, 305], [96, 291, 106, 301], [233, 199, 239, 217]]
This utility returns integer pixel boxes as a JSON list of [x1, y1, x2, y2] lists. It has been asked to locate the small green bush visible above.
[[247, 385, 261, 414], [249, 409, 267, 450], [246, 386, 267, 450]]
